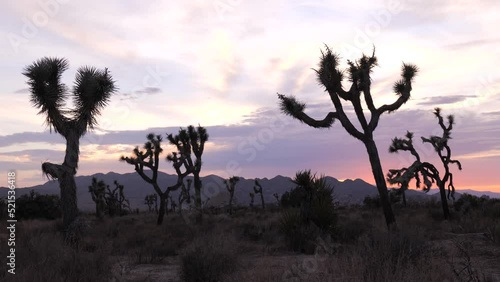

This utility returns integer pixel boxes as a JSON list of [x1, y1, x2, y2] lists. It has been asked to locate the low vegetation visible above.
[[2, 193, 499, 281]]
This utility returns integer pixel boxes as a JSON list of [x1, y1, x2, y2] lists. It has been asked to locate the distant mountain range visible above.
[[1, 172, 499, 211]]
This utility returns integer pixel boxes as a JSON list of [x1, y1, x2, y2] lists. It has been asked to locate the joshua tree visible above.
[[249, 192, 255, 208], [144, 194, 157, 213], [273, 193, 280, 206], [121, 133, 190, 225], [167, 125, 208, 223], [253, 179, 265, 210], [178, 179, 192, 214], [24, 57, 116, 228], [224, 176, 240, 215], [105, 180, 130, 216], [88, 177, 107, 219], [387, 108, 462, 219], [277, 46, 417, 229], [169, 195, 177, 213]]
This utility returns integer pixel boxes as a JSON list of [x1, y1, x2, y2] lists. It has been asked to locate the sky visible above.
[[0, 0, 499, 192]]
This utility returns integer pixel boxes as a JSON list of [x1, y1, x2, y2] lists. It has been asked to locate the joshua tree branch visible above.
[[277, 93, 338, 128]]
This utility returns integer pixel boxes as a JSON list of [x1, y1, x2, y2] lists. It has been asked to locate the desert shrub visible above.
[[279, 208, 320, 253], [335, 218, 370, 243], [363, 195, 381, 208], [16, 190, 61, 220], [279, 172, 337, 253], [359, 229, 429, 282], [0, 220, 111, 282], [180, 233, 240, 282]]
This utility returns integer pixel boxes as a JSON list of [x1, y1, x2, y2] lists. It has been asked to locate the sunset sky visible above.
[[0, 0, 499, 192]]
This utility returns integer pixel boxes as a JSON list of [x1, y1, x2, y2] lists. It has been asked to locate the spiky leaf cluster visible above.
[[278, 45, 418, 141], [23, 57, 116, 135]]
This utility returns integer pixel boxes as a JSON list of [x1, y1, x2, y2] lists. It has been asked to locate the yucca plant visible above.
[[24, 57, 116, 228]]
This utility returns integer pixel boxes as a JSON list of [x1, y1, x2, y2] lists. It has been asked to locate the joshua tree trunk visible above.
[[42, 152, 79, 229], [365, 139, 396, 228], [438, 182, 450, 219], [194, 174, 202, 223], [158, 193, 167, 225], [60, 170, 78, 228]]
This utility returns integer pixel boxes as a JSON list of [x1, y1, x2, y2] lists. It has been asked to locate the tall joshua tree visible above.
[[24, 57, 116, 228], [387, 108, 462, 219], [167, 125, 208, 223], [224, 176, 240, 215], [121, 133, 190, 225], [254, 179, 265, 210], [278, 46, 417, 229]]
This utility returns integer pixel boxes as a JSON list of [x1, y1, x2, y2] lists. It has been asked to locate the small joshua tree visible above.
[[387, 108, 462, 219], [167, 125, 208, 223], [144, 194, 157, 213], [273, 193, 280, 206], [225, 176, 240, 215], [121, 133, 190, 225], [24, 57, 116, 228], [105, 180, 130, 216], [278, 47, 417, 229], [253, 179, 265, 210], [122, 134, 165, 223], [88, 177, 107, 219], [178, 179, 192, 214]]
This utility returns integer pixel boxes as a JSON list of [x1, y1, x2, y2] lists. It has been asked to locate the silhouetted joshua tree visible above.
[[144, 194, 157, 213], [278, 46, 417, 229], [105, 180, 130, 216], [178, 179, 192, 214], [387, 108, 462, 219], [167, 125, 208, 223], [225, 176, 240, 215], [273, 193, 280, 206], [254, 179, 265, 210], [121, 133, 190, 225], [88, 177, 107, 220], [23, 57, 116, 228]]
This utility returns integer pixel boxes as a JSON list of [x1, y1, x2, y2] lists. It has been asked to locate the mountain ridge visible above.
[[1, 171, 498, 211]]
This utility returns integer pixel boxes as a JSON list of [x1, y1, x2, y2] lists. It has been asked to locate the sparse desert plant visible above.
[[225, 176, 240, 215], [278, 46, 418, 229], [24, 57, 117, 228], [180, 233, 240, 282], [387, 108, 462, 219]]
